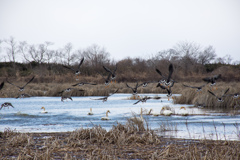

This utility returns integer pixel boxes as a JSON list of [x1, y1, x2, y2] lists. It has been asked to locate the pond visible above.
[[1, 93, 240, 141]]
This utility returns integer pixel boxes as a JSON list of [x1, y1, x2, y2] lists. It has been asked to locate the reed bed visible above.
[[174, 82, 240, 110], [1, 122, 240, 159]]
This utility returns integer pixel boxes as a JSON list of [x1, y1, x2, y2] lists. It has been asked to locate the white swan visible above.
[[160, 106, 173, 116], [41, 107, 48, 114], [101, 110, 110, 120], [130, 108, 144, 123], [87, 108, 93, 115], [179, 106, 188, 116]]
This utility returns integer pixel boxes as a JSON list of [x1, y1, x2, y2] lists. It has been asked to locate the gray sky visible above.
[[1, 0, 240, 61]]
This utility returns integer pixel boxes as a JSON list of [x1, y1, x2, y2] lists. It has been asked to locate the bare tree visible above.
[[62, 43, 76, 65], [4, 36, 18, 63], [197, 46, 216, 65], [82, 44, 110, 68]]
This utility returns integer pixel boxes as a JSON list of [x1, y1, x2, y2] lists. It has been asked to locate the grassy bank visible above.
[[1, 121, 240, 159]]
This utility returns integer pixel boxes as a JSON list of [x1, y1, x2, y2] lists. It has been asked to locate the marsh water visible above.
[[1, 93, 240, 141]]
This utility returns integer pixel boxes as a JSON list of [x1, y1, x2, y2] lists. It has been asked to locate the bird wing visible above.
[[213, 74, 221, 80], [126, 83, 133, 90], [222, 88, 230, 97], [72, 83, 79, 86], [78, 57, 84, 69], [182, 84, 198, 89], [0, 81, 4, 90], [103, 65, 112, 73], [157, 83, 167, 90], [202, 77, 211, 83], [23, 76, 35, 87], [167, 64, 173, 83], [6, 79, 21, 88], [208, 90, 217, 98], [63, 65, 75, 72], [133, 100, 141, 105]]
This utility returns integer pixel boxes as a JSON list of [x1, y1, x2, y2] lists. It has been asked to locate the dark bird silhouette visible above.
[[203, 74, 221, 89], [157, 81, 175, 100], [182, 83, 207, 93], [103, 65, 117, 82], [61, 95, 73, 102], [16, 93, 31, 99], [58, 88, 84, 95], [126, 82, 142, 95], [97, 71, 112, 86], [208, 88, 229, 102], [6, 76, 35, 92], [63, 57, 84, 75], [90, 88, 119, 102], [72, 82, 97, 86], [156, 63, 174, 86], [133, 96, 152, 105], [0, 81, 4, 90], [1, 102, 14, 110]]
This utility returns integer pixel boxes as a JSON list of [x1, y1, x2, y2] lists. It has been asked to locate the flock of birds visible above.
[[0, 57, 239, 121]]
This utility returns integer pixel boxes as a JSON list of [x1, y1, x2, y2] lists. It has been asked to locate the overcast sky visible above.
[[1, 0, 240, 61]]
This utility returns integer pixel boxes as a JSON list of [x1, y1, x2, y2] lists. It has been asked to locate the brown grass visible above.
[[1, 123, 240, 159]]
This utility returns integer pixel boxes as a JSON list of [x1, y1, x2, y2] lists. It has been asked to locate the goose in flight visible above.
[[208, 88, 229, 102], [133, 96, 152, 105], [61, 95, 73, 102], [90, 88, 119, 102], [182, 83, 207, 93], [63, 57, 84, 76], [97, 71, 112, 86], [101, 110, 111, 120], [103, 65, 117, 83], [1, 102, 14, 110], [156, 63, 174, 87], [72, 82, 97, 86], [58, 88, 84, 95], [16, 93, 31, 99], [157, 81, 175, 100], [203, 74, 221, 90], [6, 76, 35, 92], [126, 82, 142, 95]]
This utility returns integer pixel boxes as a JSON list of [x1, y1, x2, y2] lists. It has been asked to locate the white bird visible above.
[[101, 110, 111, 120], [41, 107, 48, 113], [179, 106, 188, 116], [160, 106, 173, 116], [87, 108, 93, 115], [130, 108, 144, 123], [148, 108, 160, 116]]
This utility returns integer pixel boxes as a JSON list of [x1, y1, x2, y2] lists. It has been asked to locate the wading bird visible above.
[[41, 107, 48, 113], [160, 106, 173, 116], [87, 108, 94, 115]]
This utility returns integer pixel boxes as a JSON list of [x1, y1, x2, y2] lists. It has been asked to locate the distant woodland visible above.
[[0, 36, 240, 83]]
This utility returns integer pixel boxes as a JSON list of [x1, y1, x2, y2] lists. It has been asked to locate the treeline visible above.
[[0, 37, 240, 83]]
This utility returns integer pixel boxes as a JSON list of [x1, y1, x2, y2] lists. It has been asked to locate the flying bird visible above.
[[58, 88, 84, 95], [1, 102, 14, 110], [133, 96, 152, 105], [61, 95, 73, 102], [6, 76, 35, 92], [182, 83, 207, 93], [156, 63, 174, 87], [90, 88, 119, 102], [97, 71, 112, 86], [63, 57, 84, 75], [72, 82, 97, 86], [203, 74, 221, 90], [157, 81, 175, 101], [103, 65, 117, 82], [126, 82, 142, 95], [208, 88, 229, 102]]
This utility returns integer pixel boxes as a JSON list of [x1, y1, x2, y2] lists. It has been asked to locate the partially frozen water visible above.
[[1, 94, 239, 141]]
